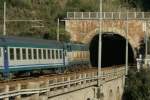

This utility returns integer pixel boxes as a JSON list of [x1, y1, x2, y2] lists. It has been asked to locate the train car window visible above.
[[81, 52, 83, 58], [84, 52, 86, 58], [52, 50, 54, 59], [16, 48, 20, 60], [80, 52, 82, 58], [56, 50, 58, 59], [61, 50, 64, 59], [80, 52, 81, 58], [33, 49, 37, 59], [77, 52, 79, 58], [43, 49, 46, 59], [70, 46, 71, 51], [67, 45, 70, 50], [22, 49, 26, 60], [75, 52, 77, 58], [64, 50, 67, 56], [9, 48, 14, 60], [59, 50, 62, 59], [86, 52, 88, 58], [48, 50, 50, 59], [38, 49, 42, 59], [85, 52, 87, 58], [28, 49, 32, 59]]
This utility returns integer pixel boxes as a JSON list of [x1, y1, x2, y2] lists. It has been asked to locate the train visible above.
[[0, 36, 90, 79]]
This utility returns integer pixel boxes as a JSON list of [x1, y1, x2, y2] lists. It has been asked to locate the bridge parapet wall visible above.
[[0, 67, 125, 100], [66, 12, 150, 20], [65, 12, 150, 49]]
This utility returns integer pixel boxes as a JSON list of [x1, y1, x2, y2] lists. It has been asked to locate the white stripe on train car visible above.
[[0, 63, 64, 69]]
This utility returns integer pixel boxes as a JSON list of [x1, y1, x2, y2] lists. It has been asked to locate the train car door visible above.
[[3, 47, 9, 78], [0, 48, 3, 70], [64, 50, 69, 65]]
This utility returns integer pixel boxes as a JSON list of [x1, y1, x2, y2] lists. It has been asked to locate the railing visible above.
[[66, 12, 150, 20], [0, 67, 125, 99]]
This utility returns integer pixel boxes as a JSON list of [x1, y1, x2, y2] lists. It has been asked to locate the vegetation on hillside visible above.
[[124, 0, 150, 11], [0, 0, 101, 40], [123, 68, 150, 100], [0, 0, 149, 41]]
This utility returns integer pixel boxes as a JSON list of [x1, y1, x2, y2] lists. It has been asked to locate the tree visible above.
[[123, 68, 150, 100]]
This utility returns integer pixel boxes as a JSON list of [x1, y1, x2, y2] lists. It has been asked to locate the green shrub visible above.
[[123, 68, 150, 100]]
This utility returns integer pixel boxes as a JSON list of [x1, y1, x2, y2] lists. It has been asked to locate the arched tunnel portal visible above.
[[89, 33, 135, 67]]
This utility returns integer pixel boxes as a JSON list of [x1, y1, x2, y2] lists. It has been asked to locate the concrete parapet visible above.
[[49, 77, 124, 100], [0, 67, 125, 100]]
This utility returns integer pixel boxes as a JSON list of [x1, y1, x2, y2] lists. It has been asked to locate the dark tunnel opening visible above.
[[89, 33, 135, 67]]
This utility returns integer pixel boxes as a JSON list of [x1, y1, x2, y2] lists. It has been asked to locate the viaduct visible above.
[[0, 12, 150, 100], [63, 12, 150, 100]]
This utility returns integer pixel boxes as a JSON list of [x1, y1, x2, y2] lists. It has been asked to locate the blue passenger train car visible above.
[[0, 36, 90, 78]]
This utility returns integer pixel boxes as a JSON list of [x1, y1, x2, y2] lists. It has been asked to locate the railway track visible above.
[[0, 67, 97, 85], [0, 65, 126, 86]]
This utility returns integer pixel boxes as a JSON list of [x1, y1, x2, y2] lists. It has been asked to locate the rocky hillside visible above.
[[0, 0, 149, 40]]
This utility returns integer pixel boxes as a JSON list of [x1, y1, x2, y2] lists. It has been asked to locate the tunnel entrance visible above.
[[89, 33, 135, 67]]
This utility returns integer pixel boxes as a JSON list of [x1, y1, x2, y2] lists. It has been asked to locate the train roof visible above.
[[0, 36, 63, 49]]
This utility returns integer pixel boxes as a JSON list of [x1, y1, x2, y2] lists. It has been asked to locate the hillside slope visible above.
[[0, 0, 148, 40]]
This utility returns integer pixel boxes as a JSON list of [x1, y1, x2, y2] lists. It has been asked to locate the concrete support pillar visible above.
[[15, 83, 21, 100], [93, 87, 97, 99], [40, 80, 49, 100], [45, 80, 49, 99], [31, 93, 39, 100], [67, 77, 70, 88], [3, 85, 9, 100], [122, 75, 125, 89], [96, 85, 103, 100], [28, 82, 40, 100], [84, 73, 87, 84], [54, 78, 57, 83], [54, 78, 57, 91], [62, 77, 65, 89], [79, 74, 82, 85]]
